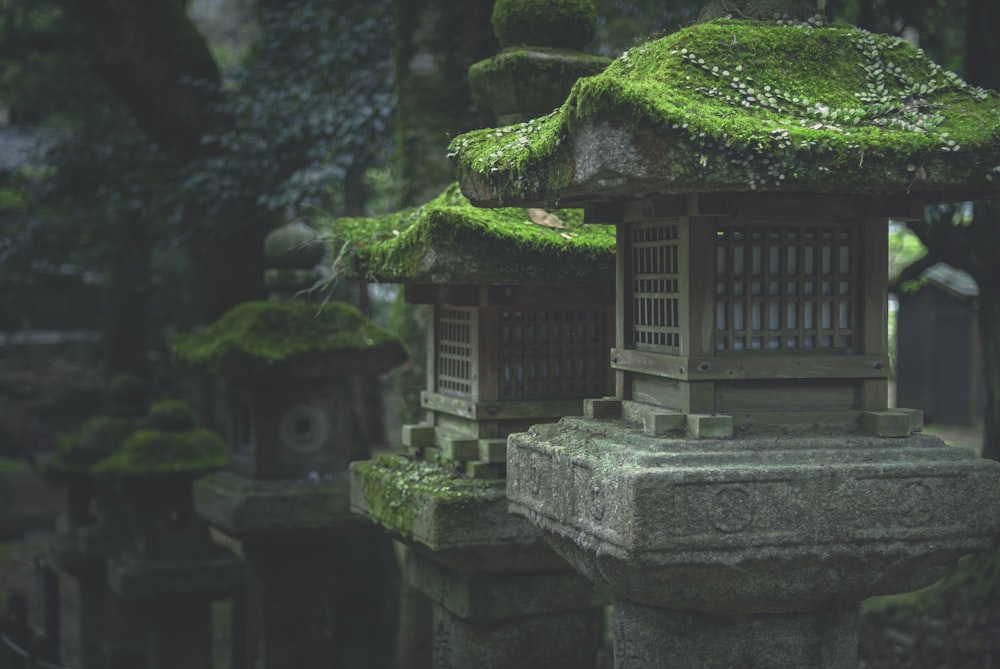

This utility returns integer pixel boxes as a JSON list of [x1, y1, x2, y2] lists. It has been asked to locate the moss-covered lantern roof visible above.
[[92, 427, 228, 479], [450, 18, 1000, 207], [313, 182, 615, 286], [171, 300, 407, 377]]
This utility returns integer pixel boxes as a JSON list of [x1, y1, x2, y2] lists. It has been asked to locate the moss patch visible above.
[[171, 300, 404, 373], [43, 415, 139, 482], [450, 18, 1000, 205], [354, 454, 502, 537], [314, 182, 615, 285], [93, 428, 228, 478]]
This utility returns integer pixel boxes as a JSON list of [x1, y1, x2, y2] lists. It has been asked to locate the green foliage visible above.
[[492, 0, 598, 49], [188, 0, 395, 218], [888, 224, 928, 280]]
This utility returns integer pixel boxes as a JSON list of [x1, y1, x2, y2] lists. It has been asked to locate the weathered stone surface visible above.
[[469, 47, 610, 125], [507, 416, 1000, 613], [107, 550, 244, 600], [611, 597, 858, 669], [350, 455, 563, 572], [193, 470, 361, 534]]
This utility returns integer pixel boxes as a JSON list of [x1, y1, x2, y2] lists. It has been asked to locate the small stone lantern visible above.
[[94, 400, 243, 669], [451, 9, 1000, 668], [186, 222, 408, 669], [43, 374, 150, 669]]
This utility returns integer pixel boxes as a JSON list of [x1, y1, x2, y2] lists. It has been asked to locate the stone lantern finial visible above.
[[470, 0, 609, 125], [697, 0, 820, 23], [263, 221, 325, 300]]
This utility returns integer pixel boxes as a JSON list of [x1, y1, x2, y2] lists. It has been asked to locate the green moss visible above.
[[492, 0, 597, 50], [450, 18, 1000, 204], [355, 454, 501, 537], [145, 400, 197, 432], [314, 182, 615, 285], [93, 428, 228, 478], [171, 300, 404, 372], [43, 415, 139, 481]]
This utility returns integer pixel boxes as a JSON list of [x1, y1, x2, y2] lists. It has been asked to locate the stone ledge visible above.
[[193, 470, 361, 535], [506, 415, 1000, 612], [107, 550, 245, 600]]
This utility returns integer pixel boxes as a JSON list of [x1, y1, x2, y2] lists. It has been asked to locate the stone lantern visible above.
[[94, 400, 244, 669], [326, 183, 616, 669], [187, 222, 408, 668], [450, 9, 1000, 668], [43, 374, 151, 669]]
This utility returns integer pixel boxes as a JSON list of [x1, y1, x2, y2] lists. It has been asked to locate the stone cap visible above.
[[171, 300, 407, 377], [313, 182, 614, 286], [92, 427, 228, 479], [451, 18, 1000, 208]]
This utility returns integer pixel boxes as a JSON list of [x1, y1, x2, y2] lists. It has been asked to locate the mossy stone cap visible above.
[[451, 18, 1000, 207], [171, 300, 406, 377], [492, 0, 597, 50], [94, 428, 228, 479], [313, 182, 615, 286]]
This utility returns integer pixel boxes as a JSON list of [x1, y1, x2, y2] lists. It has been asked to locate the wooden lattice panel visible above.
[[632, 221, 681, 353], [500, 309, 607, 399], [714, 224, 856, 352], [436, 307, 474, 397]]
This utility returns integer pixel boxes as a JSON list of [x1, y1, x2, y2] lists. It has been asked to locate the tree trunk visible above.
[[393, 0, 497, 206], [105, 212, 150, 379]]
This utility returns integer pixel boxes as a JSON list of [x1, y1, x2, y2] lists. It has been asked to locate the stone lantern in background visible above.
[[95, 400, 243, 669], [186, 221, 407, 669], [451, 7, 1000, 668], [43, 374, 149, 669]]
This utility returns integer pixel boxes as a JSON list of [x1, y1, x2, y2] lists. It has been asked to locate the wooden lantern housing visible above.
[[587, 193, 923, 436], [403, 283, 613, 465]]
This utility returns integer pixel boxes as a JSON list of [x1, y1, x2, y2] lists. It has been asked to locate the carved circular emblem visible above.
[[278, 405, 328, 453], [898, 481, 933, 527], [708, 486, 755, 533]]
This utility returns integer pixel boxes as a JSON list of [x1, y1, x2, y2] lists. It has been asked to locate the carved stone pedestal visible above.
[[508, 416, 1000, 668]]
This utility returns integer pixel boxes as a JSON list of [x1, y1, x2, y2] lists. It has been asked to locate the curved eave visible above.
[[458, 116, 1000, 209]]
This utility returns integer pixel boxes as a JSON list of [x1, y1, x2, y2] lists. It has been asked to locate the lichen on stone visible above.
[[171, 300, 404, 373], [449, 17, 1000, 206], [313, 182, 615, 286]]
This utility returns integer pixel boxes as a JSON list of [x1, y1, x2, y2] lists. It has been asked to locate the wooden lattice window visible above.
[[714, 224, 856, 352], [632, 221, 681, 353], [500, 309, 606, 399], [437, 307, 474, 397]]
